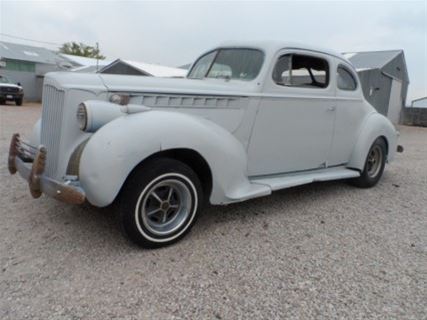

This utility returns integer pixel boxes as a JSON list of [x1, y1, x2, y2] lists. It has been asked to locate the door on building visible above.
[[36, 76, 44, 101], [387, 79, 403, 124]]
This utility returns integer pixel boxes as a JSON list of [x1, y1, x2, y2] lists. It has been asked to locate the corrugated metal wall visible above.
[[401, 107, 427, 127], [357, 69, 392, 116], [382, 54, 409, 107], [353, 52, 409, 123]]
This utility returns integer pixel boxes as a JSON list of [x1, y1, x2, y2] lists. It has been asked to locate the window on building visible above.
[[4, 59, 36, 72], [337, 66, 357, 90], [273, 54, 329, 88]]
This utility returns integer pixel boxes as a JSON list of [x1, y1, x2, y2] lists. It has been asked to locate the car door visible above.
[[328, 63, 368, 166], [247, 50, 336, 176]]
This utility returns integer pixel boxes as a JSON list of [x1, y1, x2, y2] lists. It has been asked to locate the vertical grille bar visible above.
[[40, 85, 65, 178]]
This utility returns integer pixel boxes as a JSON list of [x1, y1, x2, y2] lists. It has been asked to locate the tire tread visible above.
[[119, 157, 203, 248]]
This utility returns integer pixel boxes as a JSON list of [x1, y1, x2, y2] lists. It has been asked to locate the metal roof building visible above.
[[60, 54, 112, 71], [343, 50, 409, 124], [401, 97, 427, 127], [0, 41, 67, 65], [99, 59, 187, 77], [411, 97, 427, 108], [0, 41, 186, 102], [0, 41, 72, 101], [71, 65, 106, 73], [60, 54, 110, 67]]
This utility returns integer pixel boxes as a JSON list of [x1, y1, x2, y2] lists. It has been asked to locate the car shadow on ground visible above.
[[45, 179, 353, 252]]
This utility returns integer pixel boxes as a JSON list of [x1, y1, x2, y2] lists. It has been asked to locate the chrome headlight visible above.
[[76, 103, 88, 130], [76, 100, 126, 132]]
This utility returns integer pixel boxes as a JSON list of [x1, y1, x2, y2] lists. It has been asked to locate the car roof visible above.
[[214, 40, 351, 64]]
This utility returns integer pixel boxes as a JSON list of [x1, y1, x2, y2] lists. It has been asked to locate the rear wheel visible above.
[[350, 138, 387, 188], [119, 158, 203, 248]]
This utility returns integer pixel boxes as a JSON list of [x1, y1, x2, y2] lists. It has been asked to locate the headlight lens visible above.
[[76, 103, 88, 130]]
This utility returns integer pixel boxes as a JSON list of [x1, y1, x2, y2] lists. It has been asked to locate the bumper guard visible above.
[[8, 133, 86, 204]]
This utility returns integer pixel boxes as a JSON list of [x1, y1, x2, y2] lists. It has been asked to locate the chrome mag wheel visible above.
[[366, 145, 383, 178], [139, 177, 193, 236]]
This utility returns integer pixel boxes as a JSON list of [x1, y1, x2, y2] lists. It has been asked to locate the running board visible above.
[[250, 167, 360, 191]]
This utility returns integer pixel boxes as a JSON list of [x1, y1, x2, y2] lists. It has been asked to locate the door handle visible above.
[[327, 106, 336, 111]]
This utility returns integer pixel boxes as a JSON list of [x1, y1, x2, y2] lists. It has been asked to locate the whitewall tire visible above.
[[119, 158, 203, 248]]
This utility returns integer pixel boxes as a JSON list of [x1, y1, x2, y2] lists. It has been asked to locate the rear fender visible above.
[[348, 113, 398, 170]]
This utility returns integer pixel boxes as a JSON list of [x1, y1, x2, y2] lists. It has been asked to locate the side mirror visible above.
[[17, 82, 21, 86]]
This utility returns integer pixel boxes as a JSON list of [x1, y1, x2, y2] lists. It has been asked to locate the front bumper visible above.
[[8, 133, 86, 204], [0, 93, 23, 100]]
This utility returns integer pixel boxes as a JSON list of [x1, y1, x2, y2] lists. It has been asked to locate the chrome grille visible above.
[[1, 87, 19, 93], [41, 85, 65, 177]]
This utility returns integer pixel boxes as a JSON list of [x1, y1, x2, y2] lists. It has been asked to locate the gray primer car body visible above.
[[14, 41, 399, 207]]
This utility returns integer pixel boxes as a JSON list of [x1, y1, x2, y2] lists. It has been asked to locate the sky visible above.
[[0, 0, 426, 102]]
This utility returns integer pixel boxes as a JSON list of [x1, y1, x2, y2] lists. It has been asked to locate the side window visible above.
[[337, 66, 357, 90], [206, 49, 264, 80], [273, 54, 329, 88], [208, 63, 232, 79], [188, 51, 217, 79]]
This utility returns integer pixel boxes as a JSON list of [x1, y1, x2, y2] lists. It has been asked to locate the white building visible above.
[[0, 41, 72, 101], [98, 59, 187, 77], [411, 97, 427, 108]]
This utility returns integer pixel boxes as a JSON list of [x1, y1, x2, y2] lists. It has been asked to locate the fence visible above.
[[400, 107, 427, 127]]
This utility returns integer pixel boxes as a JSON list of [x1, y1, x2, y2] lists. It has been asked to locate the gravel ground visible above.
[[0, 103, 426, 320]]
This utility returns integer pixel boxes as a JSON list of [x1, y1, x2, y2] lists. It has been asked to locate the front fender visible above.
[[348, 112, 398, 171], [79, 110, 253, 207]]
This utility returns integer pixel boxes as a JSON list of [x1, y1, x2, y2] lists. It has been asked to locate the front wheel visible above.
[[350, 137, 387, 188], [119, 158, 203, 248], [15, 98, 23, 106]]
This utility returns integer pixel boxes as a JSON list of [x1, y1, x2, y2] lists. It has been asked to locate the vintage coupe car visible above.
[[8, 41, 402, 248]]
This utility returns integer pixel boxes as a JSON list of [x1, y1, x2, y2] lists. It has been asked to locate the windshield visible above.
[[188, 48, 264, 81], [0, 76, 11, 84]]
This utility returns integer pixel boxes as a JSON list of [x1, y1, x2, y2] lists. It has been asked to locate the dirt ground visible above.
[[0, 103, 426, 319]]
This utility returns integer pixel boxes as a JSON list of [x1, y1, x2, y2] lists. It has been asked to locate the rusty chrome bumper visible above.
[[8, 133, 86, 204]]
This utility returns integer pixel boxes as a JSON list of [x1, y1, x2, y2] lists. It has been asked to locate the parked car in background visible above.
[[0, 75, 24, 105], [8, 41, 403, 248]]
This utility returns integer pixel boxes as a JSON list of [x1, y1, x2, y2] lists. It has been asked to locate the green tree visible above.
[[59, 42, 105, 59]]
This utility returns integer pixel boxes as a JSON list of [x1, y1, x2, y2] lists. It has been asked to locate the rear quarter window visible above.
[[337, 66, 357, 90], [273, 54, 329, 89]]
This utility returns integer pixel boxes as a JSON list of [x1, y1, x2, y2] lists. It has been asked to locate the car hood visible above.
[[98, 74, 260, 96]]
